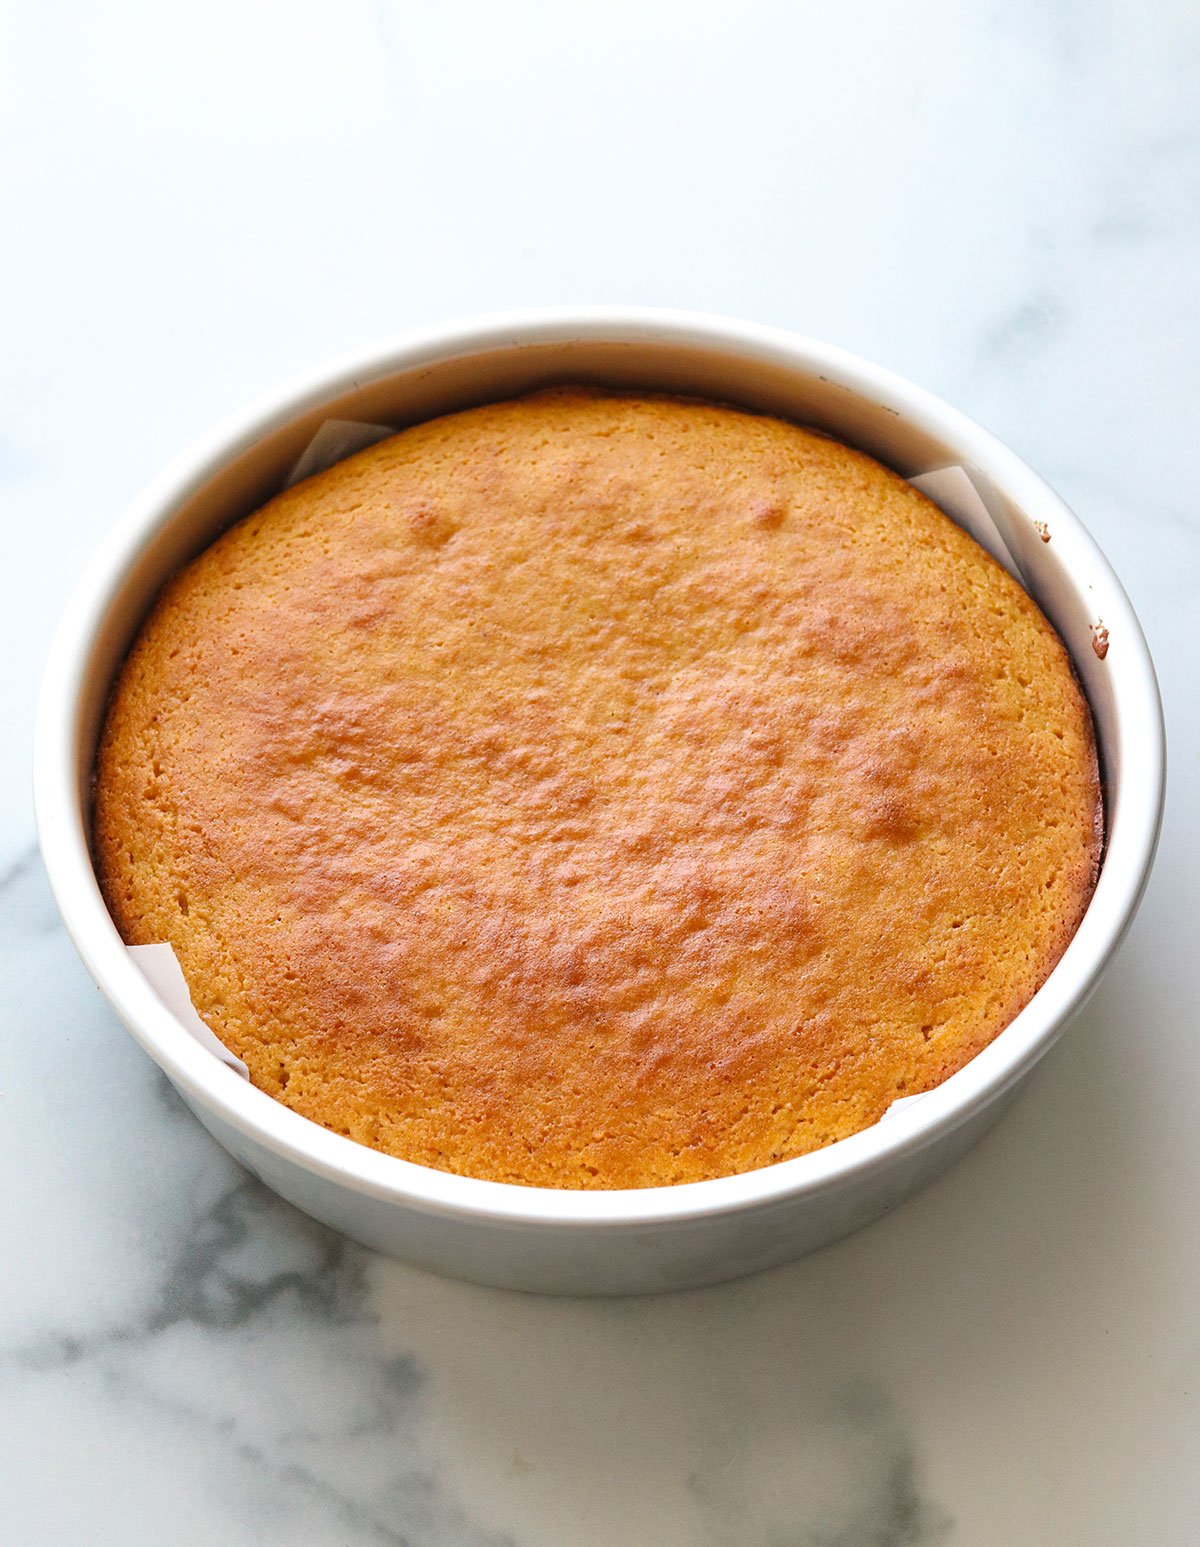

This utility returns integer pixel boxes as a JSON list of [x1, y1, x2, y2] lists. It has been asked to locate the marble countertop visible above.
[[3, 2, 1197, 1541]]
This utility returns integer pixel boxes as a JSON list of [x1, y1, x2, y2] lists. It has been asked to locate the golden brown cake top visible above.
[[95, 390, 1101, 1188]]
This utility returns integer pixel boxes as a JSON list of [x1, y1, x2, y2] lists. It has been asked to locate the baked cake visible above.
[[94, 390, 1102, 1187]]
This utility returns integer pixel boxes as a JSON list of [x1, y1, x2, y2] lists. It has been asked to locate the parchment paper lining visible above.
[[130, 942, 249, 1078]]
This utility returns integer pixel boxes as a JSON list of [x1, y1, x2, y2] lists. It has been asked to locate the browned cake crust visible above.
[[95, 390, 1102, 1188]]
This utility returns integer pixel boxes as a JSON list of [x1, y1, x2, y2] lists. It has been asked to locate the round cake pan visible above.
[[34, 310, 1165, 1294]]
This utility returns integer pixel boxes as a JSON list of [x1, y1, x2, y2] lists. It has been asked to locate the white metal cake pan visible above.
[[34, 309, 1165, 1294]]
